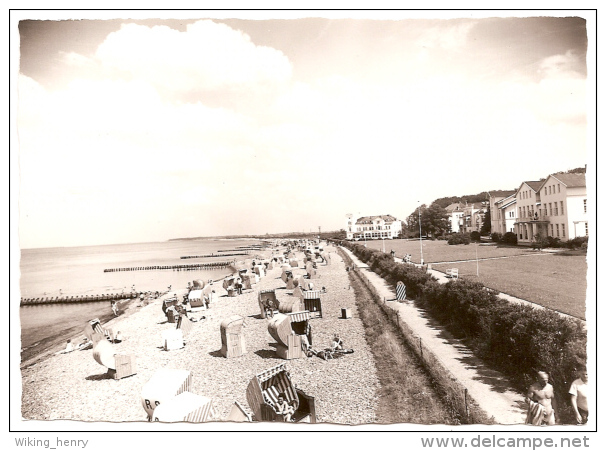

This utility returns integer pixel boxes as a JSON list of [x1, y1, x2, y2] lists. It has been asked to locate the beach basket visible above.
[[267, 311, 311, 360], [188, 290, 205, 309], [258, 289, 279, 319], [246, 363, 316, 423], [278, 297, 303, 314], [301, 290, 324, 318], [152, 392, 216, 423], [226, 401, 252, 422], [163, 329, 184, 351], [220, 315, 246, 358], [176, 315, 194, 337], [192, 279, 205, 289], [141, 368, 192, 420]]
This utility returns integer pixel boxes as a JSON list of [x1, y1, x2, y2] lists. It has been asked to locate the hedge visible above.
[[335, 240, 587, 424]]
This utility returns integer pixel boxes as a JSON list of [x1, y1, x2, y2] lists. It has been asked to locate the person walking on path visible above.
[[526, 371, 558, 425], [569, 367, 589, 424]]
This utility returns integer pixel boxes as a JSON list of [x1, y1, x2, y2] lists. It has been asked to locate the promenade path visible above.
[[340, 246, 528, 425]]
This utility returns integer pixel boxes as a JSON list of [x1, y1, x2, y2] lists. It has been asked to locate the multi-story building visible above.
[[444, 202, 464, 233], [345, 214, 402, 240], [488, 190, 517, 235], [538, 172, 587, 240], [461, 202, 487, 234], [513, 180, 545, 246], [494, 194, 517, 235]]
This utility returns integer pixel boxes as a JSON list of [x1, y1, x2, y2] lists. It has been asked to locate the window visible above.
[[562, 224, 565, 237], [560, 201, 564, 215], [556, 224, 559, 237], [524, 225, 528, 240], [545, 187, 547, 196], [558, 184, 560, 193], [549, 203, 552, 216], [549, 186, 551, 195], [554, 204, 558, 215], [584, 199, 587, 213], [586, 222, 589, 236], [550, 224, 554, 236]]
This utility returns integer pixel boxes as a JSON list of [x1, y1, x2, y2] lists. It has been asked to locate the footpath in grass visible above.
[[348, 268, 460, 425]]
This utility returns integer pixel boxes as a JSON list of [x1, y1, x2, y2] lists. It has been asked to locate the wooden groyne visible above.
[[180, 253, 249, 259], [103, 261, 234, 272], [21, 292, 136, 306]]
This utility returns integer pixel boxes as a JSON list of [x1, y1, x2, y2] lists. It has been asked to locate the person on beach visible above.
[[331, 333, 344, 351], [113, 331, 123, 344], [235, 278, 243, 295], [59, 339, 73, 354], [569, 367, 589, 424], [526, 371, 558, 425], [111, 301, 119, 316], [274, 394, 295, 422]]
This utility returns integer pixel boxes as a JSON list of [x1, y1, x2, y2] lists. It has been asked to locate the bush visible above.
[[491, 232, 503, 242], [546, 236, 562, 248], [339, 239, 586, 424], [447, 233, 471, 245], [470, 231, 481, 242], [502, 232, 517, 245], [565, 236, 588, 250]]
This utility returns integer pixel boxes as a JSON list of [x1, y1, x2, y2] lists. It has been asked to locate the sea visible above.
[[18, 238, 263, 364]]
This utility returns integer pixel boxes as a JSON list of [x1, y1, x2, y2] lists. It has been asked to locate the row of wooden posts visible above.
[[20, 291, 137, 306], [103, 262, 234, 272]]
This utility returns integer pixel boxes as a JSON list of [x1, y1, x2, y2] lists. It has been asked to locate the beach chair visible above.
[[301, 290, 324, 318], [141, 368, 192, 420], [220, 315, 246, 358], [188, 290, 206, 310], [176, 315, 194, 337], [92, 339, 137, 380], [258, 289, 279, 319], [246, 363, 316, 423], [445, 268, 459, 279], [84, 318, 112, 343], [226, 401, 252, 422], [268, 311, 311, 360], [152, 392, 216, 423]]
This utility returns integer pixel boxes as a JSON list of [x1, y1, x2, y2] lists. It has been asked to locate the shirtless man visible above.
[[526, 371, 558, 425]]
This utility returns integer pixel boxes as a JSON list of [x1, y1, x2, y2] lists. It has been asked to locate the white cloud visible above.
[[94, 20, 292, 96]]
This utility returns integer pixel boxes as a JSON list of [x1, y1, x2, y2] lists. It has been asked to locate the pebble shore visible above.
[[20, 244, 380, 425]]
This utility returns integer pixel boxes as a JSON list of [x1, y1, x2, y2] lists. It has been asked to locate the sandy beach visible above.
[[20, 243, 380, 425]]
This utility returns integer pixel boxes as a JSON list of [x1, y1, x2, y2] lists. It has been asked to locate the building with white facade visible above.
[[461, 202, 487, 234], [444, 203, 465, 234], [488, 190, 517, 235], [494, 194, 517, 235], [345, 214, 402, 240], [538, 172, 587, 240], [513, 180, 544, 246]]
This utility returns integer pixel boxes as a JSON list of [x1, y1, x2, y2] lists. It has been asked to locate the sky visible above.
[[13, 11, 593, 249]]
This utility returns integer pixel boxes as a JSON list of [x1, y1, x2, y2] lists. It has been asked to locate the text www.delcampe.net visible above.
[[420, 436, 590, 449]]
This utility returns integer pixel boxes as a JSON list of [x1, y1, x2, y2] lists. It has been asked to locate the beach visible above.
[[20, 243, 380, 425]]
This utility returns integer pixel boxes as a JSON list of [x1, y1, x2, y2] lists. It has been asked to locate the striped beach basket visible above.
[[141, 368, 192, 420], [151, 392, 216, 423], [396, 281, 406, 301]]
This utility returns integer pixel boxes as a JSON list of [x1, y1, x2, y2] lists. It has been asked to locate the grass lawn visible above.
[[359, 239, 587, 320], [364, 238, 532, 263], [433, 253, 588, 319]]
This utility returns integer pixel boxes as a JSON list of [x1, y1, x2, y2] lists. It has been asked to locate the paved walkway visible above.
[[341, 247, 527, 425]]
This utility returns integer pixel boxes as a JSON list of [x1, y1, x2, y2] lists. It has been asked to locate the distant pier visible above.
[[103, 261, 234, 272], [21, 291, 136, 306]]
